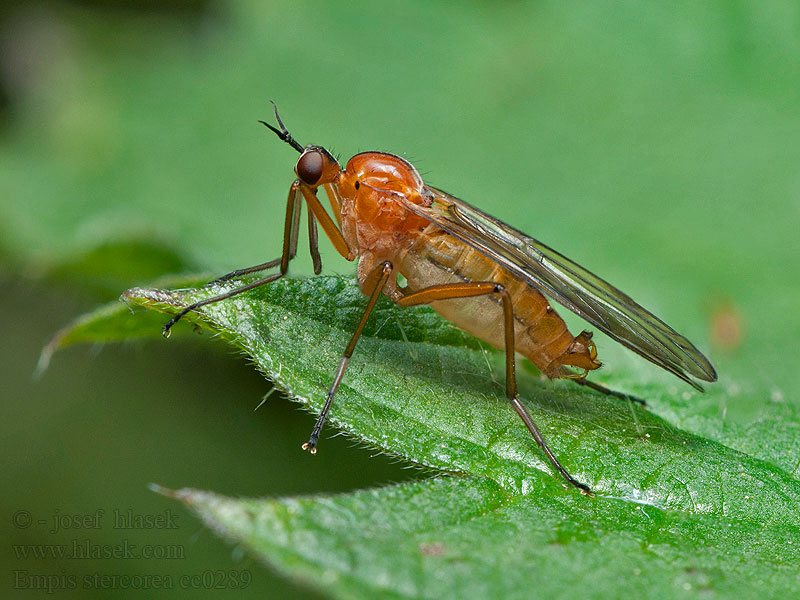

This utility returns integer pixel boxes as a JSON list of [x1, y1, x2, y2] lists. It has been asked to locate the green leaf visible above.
[[11, 2, 799, 596], [55, 274, 800, 598], [156, 477, 799, 599]]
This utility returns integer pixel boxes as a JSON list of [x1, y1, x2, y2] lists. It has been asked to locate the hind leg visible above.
[[398, 282, 593, 494], [571, 377, 647, 407]]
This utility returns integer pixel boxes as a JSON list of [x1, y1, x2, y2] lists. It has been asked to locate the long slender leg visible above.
[[307, 211, 322, 275], [210, 187, 302, 284], [163, 182, 355, 337], [302, 261, 393, 452], [209, 259, 283, 285], [162, 181, 303, 336], [163, 272, 286, 338], [397, 282, 592, 494], [572, 377, 647, 407]]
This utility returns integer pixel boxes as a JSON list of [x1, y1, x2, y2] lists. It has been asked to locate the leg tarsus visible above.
[[162, 272, 283, 337], [572, 377, 647, 407], [510, 396, 593, 494]]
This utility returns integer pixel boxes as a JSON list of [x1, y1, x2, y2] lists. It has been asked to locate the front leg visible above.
[[163, 180, 355, 337], [162, 181, 303, 337]]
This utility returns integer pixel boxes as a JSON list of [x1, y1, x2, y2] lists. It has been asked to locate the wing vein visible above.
[[403, 187, 717, 387]]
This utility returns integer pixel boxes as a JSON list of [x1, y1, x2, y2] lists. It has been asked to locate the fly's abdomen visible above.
[[398, 230, 578, 376]]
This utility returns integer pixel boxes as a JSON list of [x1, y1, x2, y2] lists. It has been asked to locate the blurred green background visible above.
[[2, 0, 798, 598]]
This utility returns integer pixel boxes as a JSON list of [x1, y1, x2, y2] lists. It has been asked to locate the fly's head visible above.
[[294, 145, 341, 187], [259, 103, 340, 187], [337, 152, 431, 232]]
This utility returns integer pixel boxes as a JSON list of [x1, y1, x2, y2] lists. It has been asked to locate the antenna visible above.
[[259, 101, 304, 153]]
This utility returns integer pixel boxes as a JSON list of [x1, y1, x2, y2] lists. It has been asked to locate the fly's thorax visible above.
[[337, 152, 433, 256]]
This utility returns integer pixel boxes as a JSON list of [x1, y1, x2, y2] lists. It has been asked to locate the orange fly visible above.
[[162, 103, 717, 493]]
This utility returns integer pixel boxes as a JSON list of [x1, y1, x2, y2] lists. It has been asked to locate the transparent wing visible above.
[[404, 186, 717, 389]]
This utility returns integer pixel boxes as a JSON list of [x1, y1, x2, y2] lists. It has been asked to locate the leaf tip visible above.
[[121, 286, 180, 308], [35, 325, 70, 379], [148, 482, 179, 498], [148, 484, 211, 508], [33, 345, 53, 380]]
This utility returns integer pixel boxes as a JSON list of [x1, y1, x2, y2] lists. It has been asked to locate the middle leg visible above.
[[302, 261, 394, 453]]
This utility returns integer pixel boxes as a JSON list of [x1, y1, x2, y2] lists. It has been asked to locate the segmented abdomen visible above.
[[396, 229, 575, 376]]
